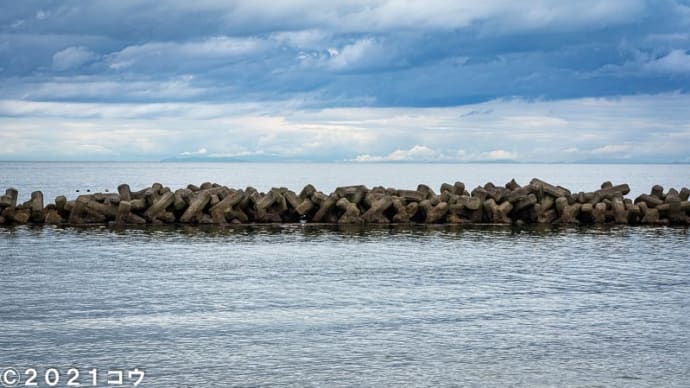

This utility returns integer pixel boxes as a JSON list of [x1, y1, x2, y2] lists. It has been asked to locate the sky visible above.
[[1, 0, 690, 163]]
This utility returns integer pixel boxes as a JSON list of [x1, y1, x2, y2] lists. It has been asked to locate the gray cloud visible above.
[[52, 45, 98, 70], [1, 1, 689, 161]]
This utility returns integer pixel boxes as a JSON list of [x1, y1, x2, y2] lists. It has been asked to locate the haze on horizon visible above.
[[1, 1, 690, 163]]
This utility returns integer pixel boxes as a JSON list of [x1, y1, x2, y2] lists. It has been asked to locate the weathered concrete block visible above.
[[456, 195, 481, 211], [226, 208, 249, 223], [391, 198, 412, 223], [198, 214, 215, 224], [440, 191, 452, 203], [531, 204, 552, 224], [143, 191, 174, 222], [255, 190, 278, 210], [180, 191, 211, 223], [117, 183, 132, 201], [210, 207, 228, 225], [593, 202, 607, 224], [116, 201, 132, 224], [595, 184, 630, 200], [424, 201, 449, 223], [44, 209, 63, 225], [86, 200, 118, 220], [612, 197, 627, 224], [255, 208, 284, 223], [129, 198, 148, 211], [151, 182, 164, 194], [68, 195, 89, 224], [397, 190, 425, 203], [506, 185, 532, 203], [555, 197, 580, 224], [210, 190, 245, 214], [555, 197, 567, 214], [313, 194, 339, 222], [505, 179, 520, 191], [651, 185, 664, 199], [30, 191, 44, 223], [677, 187, 690, 201], [336, 197, 363, 224], [0, 188, 19, 208], [100, 193, 121, 205], [471, 186, 488, 203], [361, 195, 392, 223], [336, 185, 368, 204], [635, 194, 663, 208], [295, 198, 315, 216], [283, 190, 301, 210], [241, 187, 259, 209], [664, 189, 687, 225], [627, 204, 641, 224], [417, 184, 436, 199], [530, 178, 570, 198], [682, 201, 690, 212], [158, 211, 176, 224], [299, 184, 316, 200], [641, 208, 665, 225], [440, 183, 454, 193], [484, 199, 513, 224], [311, 191, 329, 205], [209, 194, 220, 207], [540, 196, 554, 212], [274, 191, 288, 213], [447, 202, 473, 223], [13, 209, 31, 224], [513, 193, 537, 211], [173, 189, 189, 211], [580, 203, 593, 223], [484, 185, 506, 202], [1, 207, 14, 222]]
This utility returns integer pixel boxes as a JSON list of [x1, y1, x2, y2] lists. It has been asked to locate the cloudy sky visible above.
[[1, 0, 690, 162]]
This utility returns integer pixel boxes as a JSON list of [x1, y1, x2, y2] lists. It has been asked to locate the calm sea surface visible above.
[[1, 163, 689, 387]]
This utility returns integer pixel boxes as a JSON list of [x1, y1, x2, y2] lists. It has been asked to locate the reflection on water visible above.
[[1, 225, 689, 387]]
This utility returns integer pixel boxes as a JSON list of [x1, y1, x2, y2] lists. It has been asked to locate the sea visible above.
[[1, 162, 689, 387]]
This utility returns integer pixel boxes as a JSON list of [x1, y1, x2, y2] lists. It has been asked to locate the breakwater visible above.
[[1, 179, 689, 227]]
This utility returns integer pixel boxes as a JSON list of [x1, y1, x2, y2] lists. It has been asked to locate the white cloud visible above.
[[271, 30, 331, 49], [21, 76, 206, 100], [181, 147, 207, 156], [299, 37, 395, 71], [52, 46, 99, 71], [327, 38, 387, 71], [35, 10, 50, 20], [2, 93, 690, 162], [590, 144, 632, 155], [354, 147, 518, 162], [476, 149, 517, 161], [354, 145, 443, 162], [106, 36, 266, 70], [645, 50, 690, 74], [218, 0, 647, 34]]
